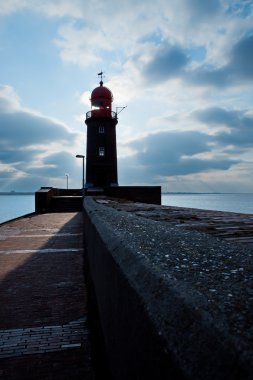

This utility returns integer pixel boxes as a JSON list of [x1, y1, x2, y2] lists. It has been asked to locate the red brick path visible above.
[[0, 212, 94, 379]]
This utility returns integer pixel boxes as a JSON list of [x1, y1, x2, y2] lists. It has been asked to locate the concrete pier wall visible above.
[[35, 186, 161, 213], [104, 185, 161, 204], [35, 187, 82, 213], [83, 197, 253, 380]]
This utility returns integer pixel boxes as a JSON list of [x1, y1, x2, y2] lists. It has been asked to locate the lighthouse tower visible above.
[[85, 74, 118, 188]]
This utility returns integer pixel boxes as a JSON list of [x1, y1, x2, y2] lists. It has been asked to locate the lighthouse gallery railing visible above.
[[86, 110, 117, 119]]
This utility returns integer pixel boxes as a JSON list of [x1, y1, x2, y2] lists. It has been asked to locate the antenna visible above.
[[116, 106, 127, 115]]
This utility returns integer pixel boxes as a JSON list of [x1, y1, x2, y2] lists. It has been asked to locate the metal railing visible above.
[[86, 110, 117, 119]]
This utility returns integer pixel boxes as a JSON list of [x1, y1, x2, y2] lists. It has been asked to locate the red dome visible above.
[[91, 82, 113, 103]]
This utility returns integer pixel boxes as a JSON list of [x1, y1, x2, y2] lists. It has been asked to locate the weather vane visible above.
[[97, 71, 104, 81]]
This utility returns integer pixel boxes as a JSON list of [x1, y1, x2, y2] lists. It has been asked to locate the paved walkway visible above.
[[0, 212, 94, 379]]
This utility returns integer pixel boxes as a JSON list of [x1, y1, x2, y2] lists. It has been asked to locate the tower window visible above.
[[99, 147, 105, 157], [98, 126, 104, 133]]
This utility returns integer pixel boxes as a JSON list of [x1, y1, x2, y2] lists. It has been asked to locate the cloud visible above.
[[131, 130, 211, 161], [0, 85, 20, 112], [40, 151, 78, 177], [194, 106, 253, 148], [0, 0, 82, 18], [194, 107, 240, 128], [119, 130, 239, 185], [5, 0, 250, 94], [0, 85, 77, 148], [230, 34, 253, 79], [54, 22, 111, 66], [185, 0, 221, 20], [143, 44, 189, 83], [139, 30, 253, 89], [186, 66, 231, 88], [0, 148, 42, 165], [0, 0, 24, 14], [1, 0, 253, 193], [0, 85, 81, 190], [118, 105, 253, 187], [0, 111, 76, 149], [187, 34, 253, 87]]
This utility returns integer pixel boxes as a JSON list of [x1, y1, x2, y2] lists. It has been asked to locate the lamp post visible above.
[[76, 155, 85, 197], [65, 173, 69, 189]]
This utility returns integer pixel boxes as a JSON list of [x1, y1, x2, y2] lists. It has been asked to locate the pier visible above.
[[0, 212, 94, 379], [1, 198, 253, 379]]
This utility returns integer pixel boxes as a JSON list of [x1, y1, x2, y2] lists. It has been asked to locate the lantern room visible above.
[[89, 80, 114, 118]]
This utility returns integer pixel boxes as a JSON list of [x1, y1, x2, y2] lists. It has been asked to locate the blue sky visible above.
[[0, 0, 253, 192]]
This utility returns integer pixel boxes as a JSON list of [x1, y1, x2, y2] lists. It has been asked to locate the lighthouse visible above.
[[35, 74, 161, 210], [85, 74, 118, 188]]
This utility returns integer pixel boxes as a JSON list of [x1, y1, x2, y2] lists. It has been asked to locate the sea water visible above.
[[0, 193, 253, 224], [0, 194, 35, 224], [162, 193, 253, 214]]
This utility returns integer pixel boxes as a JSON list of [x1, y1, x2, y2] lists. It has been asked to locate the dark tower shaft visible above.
[[85, 80, 118, 188]]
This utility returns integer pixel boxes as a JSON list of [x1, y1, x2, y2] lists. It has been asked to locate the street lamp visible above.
[[65, 173, 69, 189], [76, 155, 85, 196]]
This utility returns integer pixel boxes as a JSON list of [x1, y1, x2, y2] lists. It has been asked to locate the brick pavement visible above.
[[0, 212, 95, 379]]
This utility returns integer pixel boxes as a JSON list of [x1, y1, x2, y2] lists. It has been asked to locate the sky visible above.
[[0, 0, 253, 193]]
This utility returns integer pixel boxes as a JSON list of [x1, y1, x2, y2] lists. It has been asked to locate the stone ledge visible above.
[[83, 197, 253, 380]]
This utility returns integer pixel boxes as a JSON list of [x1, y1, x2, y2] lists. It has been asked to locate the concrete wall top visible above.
[[84, 197, 253, 379]]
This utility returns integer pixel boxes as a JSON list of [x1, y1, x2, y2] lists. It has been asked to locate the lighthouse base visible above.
[[35, 185, 161, 213]]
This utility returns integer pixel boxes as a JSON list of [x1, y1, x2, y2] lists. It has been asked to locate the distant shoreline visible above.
[[162, 192, 253, 195], [0, 192, 34, 195], [0, 191, 252, 196]]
